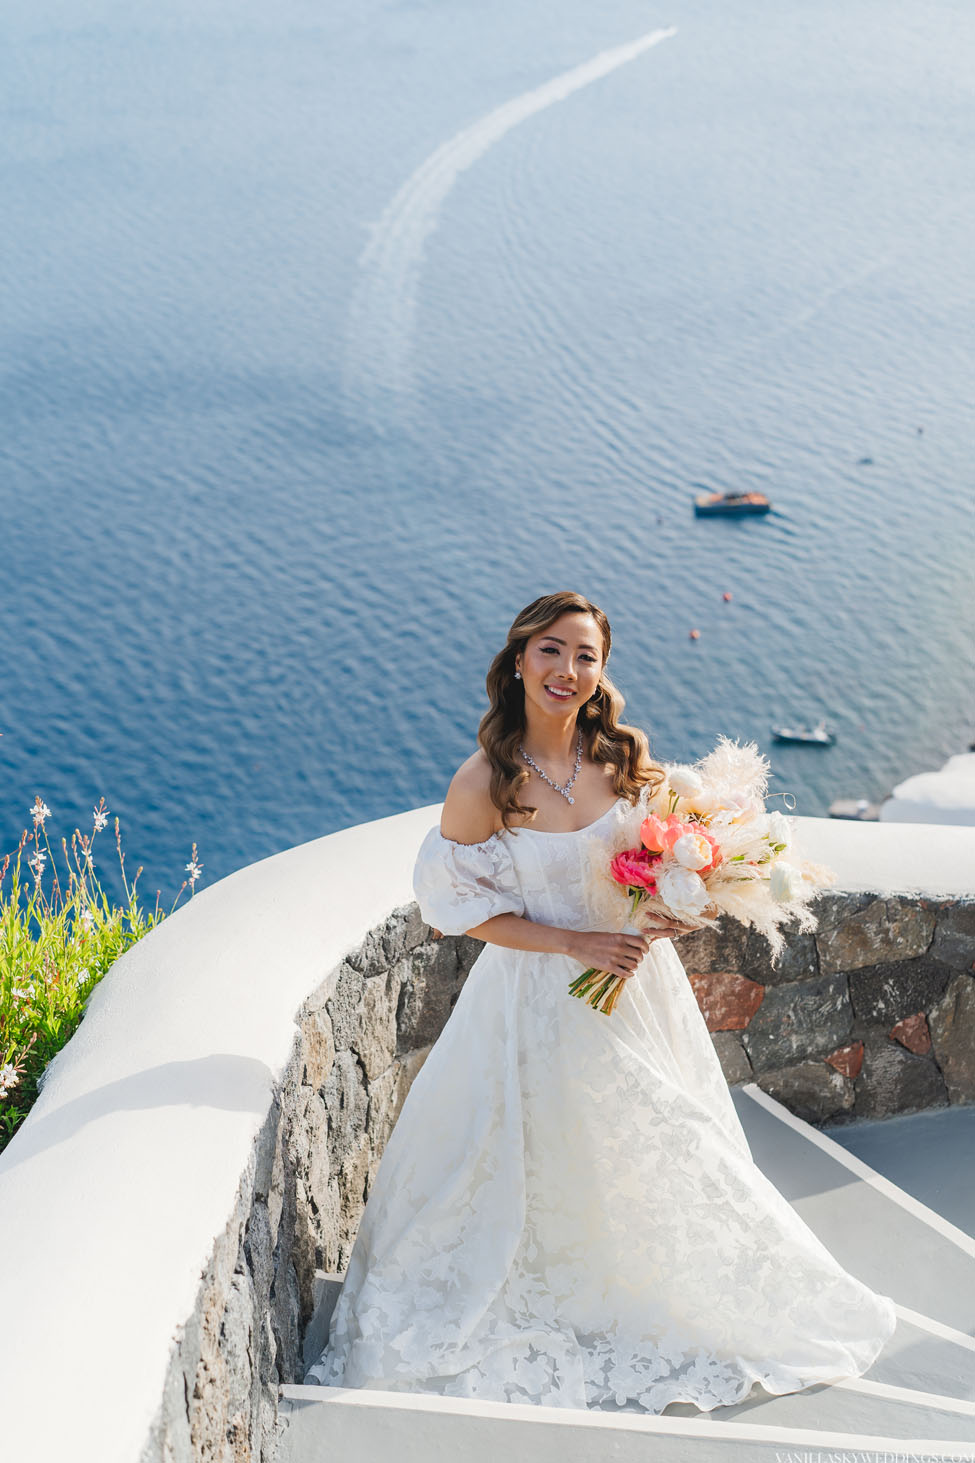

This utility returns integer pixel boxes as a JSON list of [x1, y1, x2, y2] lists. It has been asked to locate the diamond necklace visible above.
[[519, 728, 584, 805]]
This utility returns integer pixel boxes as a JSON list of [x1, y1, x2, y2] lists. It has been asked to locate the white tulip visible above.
[[770, 860, 804, 903], [658, 864, 710, 918]]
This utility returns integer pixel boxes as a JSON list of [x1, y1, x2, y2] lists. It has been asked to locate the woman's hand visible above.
[[639, 917, 699, 942], [564, 930, 647, 978], [566, 921, 697, 978]]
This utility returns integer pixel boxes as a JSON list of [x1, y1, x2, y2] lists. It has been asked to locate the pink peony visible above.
[[610, 847, 660, 891]]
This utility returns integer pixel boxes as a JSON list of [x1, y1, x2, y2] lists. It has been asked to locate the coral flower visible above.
[[639, 813, 685, 855]]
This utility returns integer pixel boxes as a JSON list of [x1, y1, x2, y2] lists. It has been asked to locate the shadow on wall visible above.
[[4, 1055, 275, 1172]]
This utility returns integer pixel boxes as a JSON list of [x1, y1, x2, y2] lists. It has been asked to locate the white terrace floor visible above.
[[277, 1084, 975, 1463]]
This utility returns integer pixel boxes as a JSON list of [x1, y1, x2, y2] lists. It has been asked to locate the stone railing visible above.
[[679, 889, 974, 1124], [1, 807, 971, 1463]]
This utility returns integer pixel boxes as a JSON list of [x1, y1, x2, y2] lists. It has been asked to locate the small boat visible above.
[[693, 491, 771, 517], [771, 720, 836, 746]]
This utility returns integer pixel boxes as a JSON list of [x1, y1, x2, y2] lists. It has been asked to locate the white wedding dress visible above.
[[306, 787, 898, 1413]]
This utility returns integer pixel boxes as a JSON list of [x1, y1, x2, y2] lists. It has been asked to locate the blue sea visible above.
[[2, 0, 973, 899]]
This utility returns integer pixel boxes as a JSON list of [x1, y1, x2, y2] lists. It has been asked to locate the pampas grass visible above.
[[646, 736, 835, 961]]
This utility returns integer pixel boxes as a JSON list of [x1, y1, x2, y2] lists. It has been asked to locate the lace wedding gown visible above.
[[306, 788, 897, 1412]]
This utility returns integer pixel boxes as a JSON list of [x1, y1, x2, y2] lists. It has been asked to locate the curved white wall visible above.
[[0, 801, 441, 1462], [790, 814, 974, 894], [0, 807, 972, 1462]]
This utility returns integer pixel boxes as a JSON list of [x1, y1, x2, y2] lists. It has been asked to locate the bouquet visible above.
[[569, 736, 836, 1015]]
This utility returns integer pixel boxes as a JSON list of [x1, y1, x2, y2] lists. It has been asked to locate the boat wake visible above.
[[343, 26, 677, 432], [769, 252, 894, 339]]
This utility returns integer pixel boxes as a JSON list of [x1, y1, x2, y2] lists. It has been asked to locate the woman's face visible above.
[[514, 611, 605, 718]]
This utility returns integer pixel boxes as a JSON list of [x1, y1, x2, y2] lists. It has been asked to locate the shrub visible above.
[[0, 796, 201, 1154]]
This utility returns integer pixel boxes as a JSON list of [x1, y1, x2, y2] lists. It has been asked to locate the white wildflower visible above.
[[92, 807, 109, 832], [657, 863, 710, 919], [185, 859, 203, 885], [77, 966, 93, 985], [11, 985, 31, 1001], [770, 860, 804, 903], [28, 849, 47, 879], [0, 1063, 21, 1097], [77, 908, 95, 931], [672, 831, 713, 871], [31, 798, 52, 828]]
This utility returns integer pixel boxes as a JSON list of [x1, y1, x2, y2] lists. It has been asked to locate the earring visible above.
[[514, 670, 522, 679]]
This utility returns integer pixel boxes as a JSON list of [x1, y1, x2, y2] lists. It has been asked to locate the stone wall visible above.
[[142, 901, 481, 1463], [682, 891, 975, 1125], [144, 885, 974, 1460]]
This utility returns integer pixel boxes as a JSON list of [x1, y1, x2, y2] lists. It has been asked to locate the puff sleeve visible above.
[[412, 826, 526, 936]]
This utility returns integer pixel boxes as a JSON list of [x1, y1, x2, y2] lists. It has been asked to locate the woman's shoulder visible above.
[[441, 749, 501, 843]]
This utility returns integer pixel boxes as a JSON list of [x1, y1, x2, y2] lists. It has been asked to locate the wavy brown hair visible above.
[[478, 591, 665, 832]]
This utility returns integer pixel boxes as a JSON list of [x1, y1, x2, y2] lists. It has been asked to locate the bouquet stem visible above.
[[568, 920, 643, 1016], [568, 965, 625, 1014]]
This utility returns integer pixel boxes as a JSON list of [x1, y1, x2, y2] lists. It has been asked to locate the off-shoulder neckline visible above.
[[434, 793, 632, 848], [509, 794, 629, 837]]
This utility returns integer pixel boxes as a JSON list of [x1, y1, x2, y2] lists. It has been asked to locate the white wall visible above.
[[0, 801, 441, 1463], [880, 752, 975, 825], [791, 814, 975, 894]]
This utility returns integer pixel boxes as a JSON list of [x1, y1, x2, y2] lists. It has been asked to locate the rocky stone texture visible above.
[[756, 1060, 855, 1123], [740, 972, 852, 1071], [817, 896, 937, 976], [685, 892, 974, 1128], [142, 887, 974, 1460], [710, 1031, 753, 1085], [743, 926, 821, 987], [825, 1042, 864, 1080], [686, 969, 764, 1031], [853, 1034, 948, 1119], [931, 901, 975, 972], [928, 973, 975, 1103], [848, 955, 953, 1027], [888, 1012, 931, 1055], [142, 902, 479, 1463]]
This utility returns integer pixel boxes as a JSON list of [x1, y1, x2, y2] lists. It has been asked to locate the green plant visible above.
[[0, 796, 201, 1153]]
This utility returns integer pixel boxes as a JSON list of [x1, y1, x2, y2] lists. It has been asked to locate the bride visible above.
[[306, 590, 897, 1412]]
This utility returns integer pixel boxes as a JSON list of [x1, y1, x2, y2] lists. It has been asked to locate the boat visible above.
[[771, 720, 836, 746], [693, 490, 771, 517]]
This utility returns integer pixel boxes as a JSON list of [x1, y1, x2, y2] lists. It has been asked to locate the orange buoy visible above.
[[722, 591, 733, 602], [689, 628, 701, 640]]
